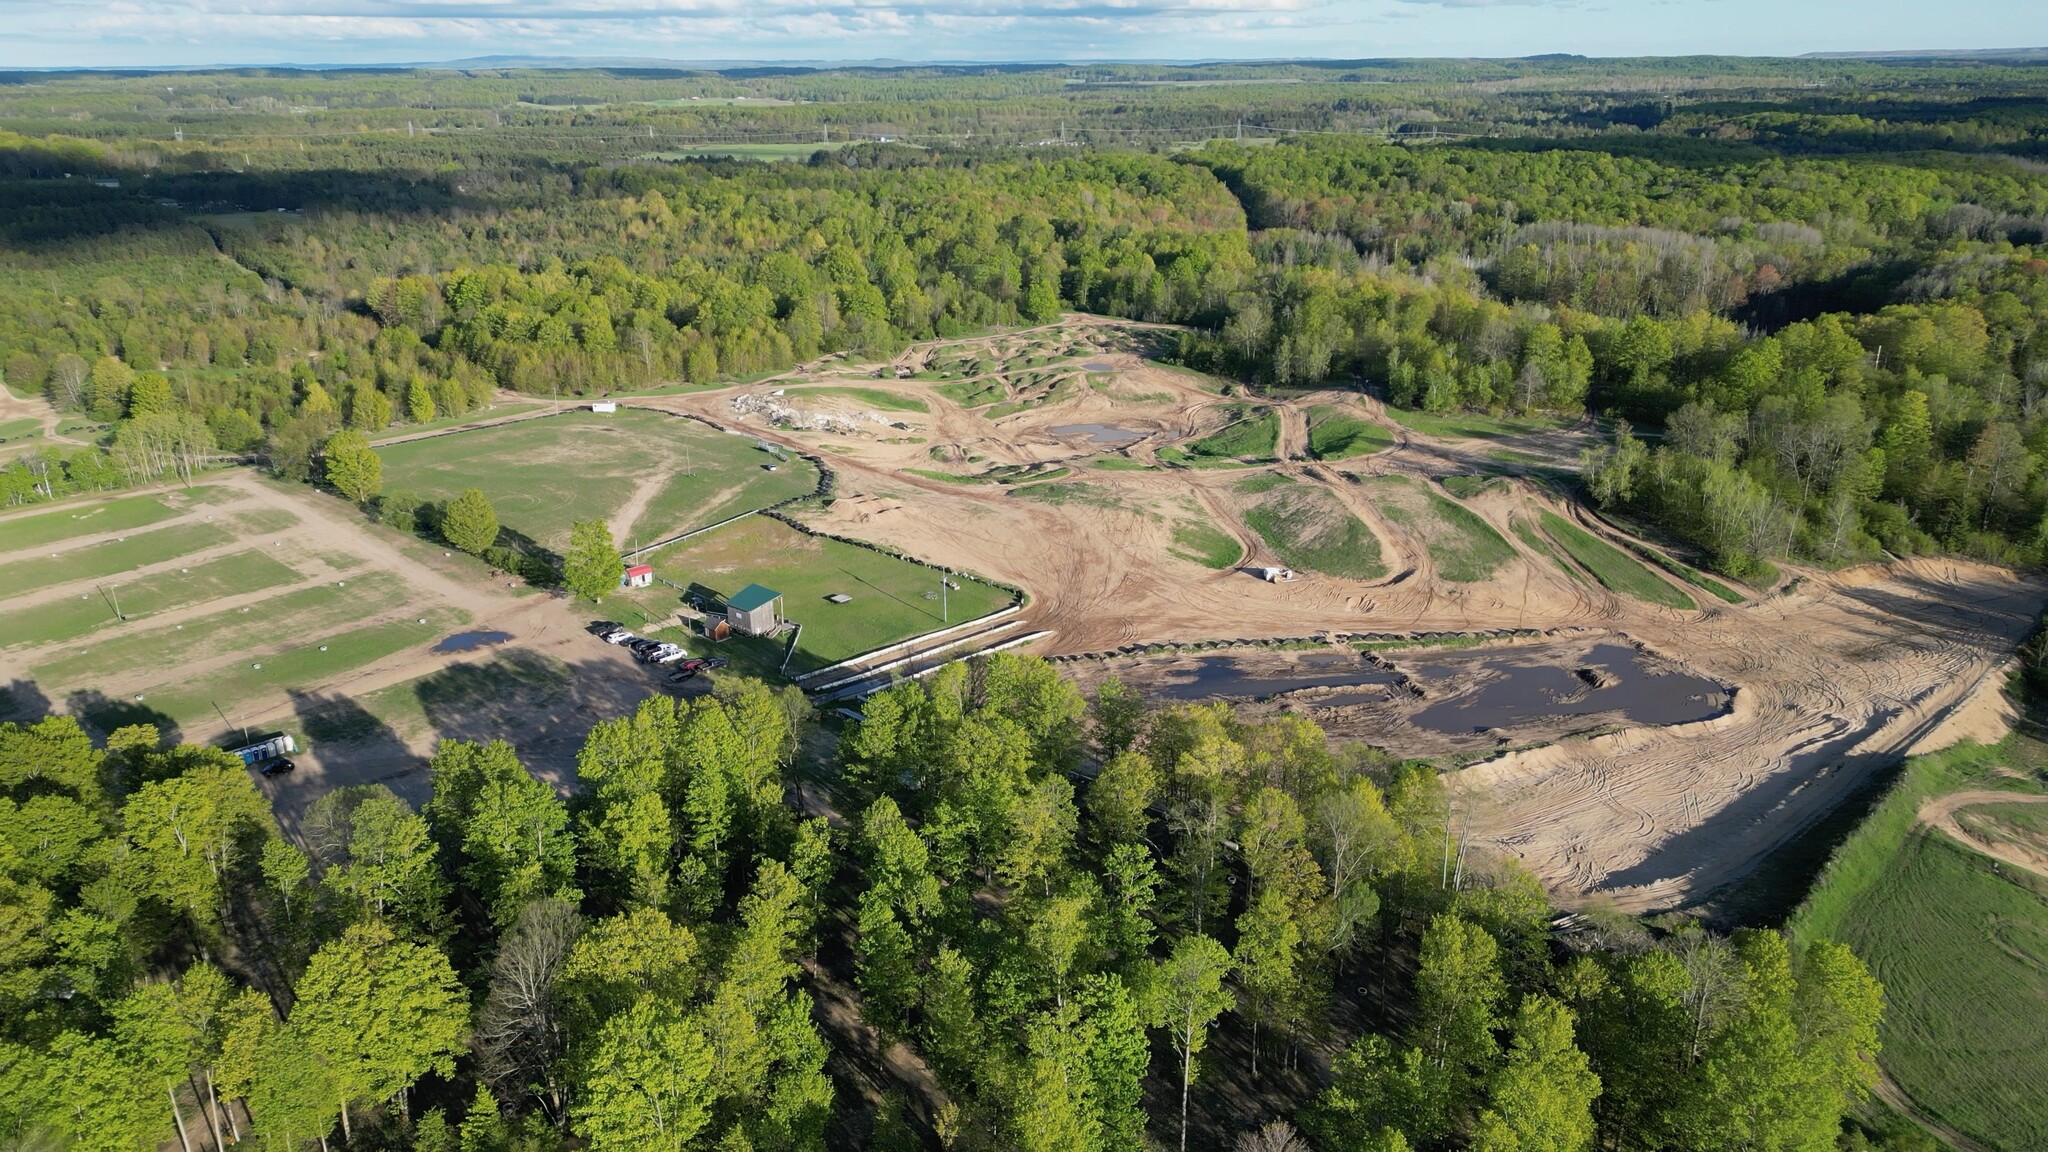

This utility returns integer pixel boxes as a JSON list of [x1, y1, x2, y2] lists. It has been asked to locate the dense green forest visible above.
[[0, 656, 1892, 1152], [6, 59, 2048, 578]]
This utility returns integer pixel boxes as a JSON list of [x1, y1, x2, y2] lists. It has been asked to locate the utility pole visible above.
[[1236, 118, 1243, 141], [941, 568, 949, 622], [212, 701, 250, 746]]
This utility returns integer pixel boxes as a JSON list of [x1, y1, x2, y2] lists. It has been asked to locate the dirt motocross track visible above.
[[633, 317, 2045, 914]]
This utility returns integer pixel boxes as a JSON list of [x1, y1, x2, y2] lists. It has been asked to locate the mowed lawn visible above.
[[0, 520, 238, 596], [0, 550, 302, 650], [31, 571, 421, 685], [0, 491, 188, 551], [376, 408, 818, 550], [1838, 829, 2048, 1152], [637, 515, 1012, 675]]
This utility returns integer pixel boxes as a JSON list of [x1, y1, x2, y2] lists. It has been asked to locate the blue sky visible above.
[[0, 0, 2040, 69]]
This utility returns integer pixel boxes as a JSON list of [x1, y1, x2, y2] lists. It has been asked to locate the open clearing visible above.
[[0, 471, 665, 818], [613, 513, 1014, 676], [616, 315, 2048, 914], [6, 317, 2043, 922], [376, 406, 818, 550]]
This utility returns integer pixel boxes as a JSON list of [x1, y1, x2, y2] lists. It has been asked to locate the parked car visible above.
[[259, 757, 296, 777], [602, 629, 635, 645], [626, 638, 662, 653], [654, 648, 690, 665], [587, 620, 623, 636], [700, 658, 727, 671], [666, 669, 698, 684]]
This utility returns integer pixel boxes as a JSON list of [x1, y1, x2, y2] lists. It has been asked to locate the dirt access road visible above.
[[626, 317, 2048, 913]]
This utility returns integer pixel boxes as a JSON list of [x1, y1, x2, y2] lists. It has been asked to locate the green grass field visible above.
[[0, 492, 188, 550], [1186, 407, 1280, 459], [934, 379, 1007, 407], [376, 408, 818, 550], [1387, 408, 1565, 440], [1537, 512, 1695, 610], [1360, 477, 1515, 583], [1791, 739, 2048, 1152], [1511, 515, 1584, 583], [30, 571, 417, 684], [0, 418, 44, 450], [368, 402, 544, 442], [1242, 478, 1386, 579], [1307, 406, 1395, 460], [782, 386, 930, 413], [0, 520, 237, 597], [1170, 520, 1243, 569], [134, 610, 470, 728], [0, 550, 301, 650], [633, 515, 1013, 676], [1837, 832, 2048, 1152]]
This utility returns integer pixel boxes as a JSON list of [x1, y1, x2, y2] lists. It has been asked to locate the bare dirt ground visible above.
[[0, 469, 672, 822], [620, 315, 2048, 913], [1918, 790, 2048, 880], [0, 383, 92, 449], [7, 318, 2041, 913]]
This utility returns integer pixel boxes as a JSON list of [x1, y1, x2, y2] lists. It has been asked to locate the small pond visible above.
[[433, 630, 514, 654], [1052, 423, 1146, 444], [1082, 361, 1117, 372]]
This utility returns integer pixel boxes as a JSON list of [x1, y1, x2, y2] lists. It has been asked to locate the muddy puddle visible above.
[[1406, 643, 1729, 735], [1052, 423, 1145, 444], [433, 630, 514, 653], [1082, 362, 1116, 372], [1084, 637, 1733, 747], [1151, 653, 1399, 700]]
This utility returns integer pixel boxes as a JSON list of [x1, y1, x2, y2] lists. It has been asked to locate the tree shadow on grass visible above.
[[63, 688, 182, 745], [0, 679, 51, 722], [280, 690, 422, 835]]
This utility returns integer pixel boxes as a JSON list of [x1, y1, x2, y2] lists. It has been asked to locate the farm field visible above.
[[627, 514, 1013, 676], [375, 407, 818, 551]]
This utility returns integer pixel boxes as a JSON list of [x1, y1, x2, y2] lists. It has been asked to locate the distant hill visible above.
[[1802, 46, 2048, 60]]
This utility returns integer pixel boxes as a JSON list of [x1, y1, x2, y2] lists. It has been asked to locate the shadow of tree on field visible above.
[[64, 688, 182, 745], [279, 690, 422, 836], [0, 679, 51, 722]]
